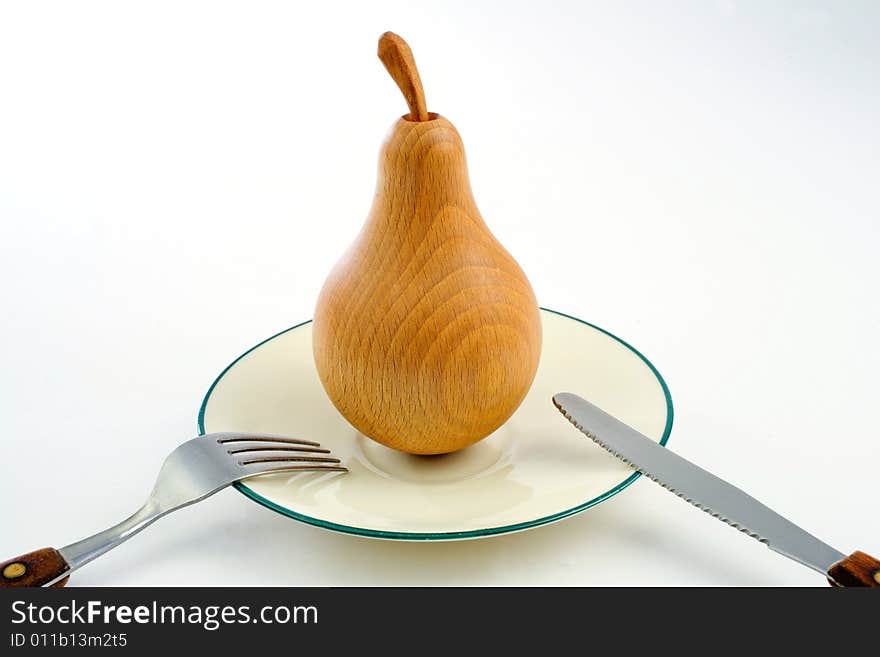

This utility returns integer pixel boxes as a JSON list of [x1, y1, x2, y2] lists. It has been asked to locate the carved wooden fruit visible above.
[[312, 32, 541, 455]]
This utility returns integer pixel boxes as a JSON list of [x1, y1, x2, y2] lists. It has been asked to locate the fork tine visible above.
[[209, 432, 348, 477], [226, 445, 331, 455], [239, 455, 341, 466], [217, 435, 321, 447], [239, 464, 349, 477]]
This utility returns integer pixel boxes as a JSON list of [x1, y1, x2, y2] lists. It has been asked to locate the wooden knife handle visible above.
[[827, 551, 880, 587], [0, 548, 70, 587]]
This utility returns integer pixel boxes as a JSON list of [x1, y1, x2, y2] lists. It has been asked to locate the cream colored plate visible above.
[[198, 308, 673, 540]]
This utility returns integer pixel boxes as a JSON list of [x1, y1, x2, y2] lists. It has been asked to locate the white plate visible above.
[[198, 308, 673, 540]]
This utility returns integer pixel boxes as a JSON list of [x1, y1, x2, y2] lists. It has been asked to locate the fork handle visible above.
[[0, 548, 70, 587], [1, 501, 164, 587]]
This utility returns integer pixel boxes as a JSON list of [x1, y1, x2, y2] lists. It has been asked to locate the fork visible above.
[[0, 432, 347, 587]]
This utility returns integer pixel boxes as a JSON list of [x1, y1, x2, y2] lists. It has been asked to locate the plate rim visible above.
[[198, 307, 674, 541]]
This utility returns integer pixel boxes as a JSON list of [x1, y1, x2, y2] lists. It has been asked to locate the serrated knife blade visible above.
[[552, 392, 880, 586]]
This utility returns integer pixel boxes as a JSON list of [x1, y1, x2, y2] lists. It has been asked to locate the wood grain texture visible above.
[[313, 114, 541, 454], [827, 551, 880, 587], [0, 548, 69, 587], [377, 32, 429, 121]]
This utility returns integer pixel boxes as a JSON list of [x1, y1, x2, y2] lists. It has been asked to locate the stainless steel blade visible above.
[[552, 392, 845, 575]]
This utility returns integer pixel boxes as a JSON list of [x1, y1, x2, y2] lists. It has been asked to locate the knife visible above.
[[552, 392, 880, 587]]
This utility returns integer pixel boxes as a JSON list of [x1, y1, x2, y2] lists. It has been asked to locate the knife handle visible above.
[[0, 548, 70, 587], [827, 551, 880, 587]]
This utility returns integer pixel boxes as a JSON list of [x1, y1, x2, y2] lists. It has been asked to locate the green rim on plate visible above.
[[198, 307, 673, 540]]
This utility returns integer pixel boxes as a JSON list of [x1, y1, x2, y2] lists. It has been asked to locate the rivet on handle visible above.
[[2, 562, 27, 579]]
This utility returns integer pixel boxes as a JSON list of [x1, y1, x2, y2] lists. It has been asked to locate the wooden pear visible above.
[[313, 32, 541, 455]]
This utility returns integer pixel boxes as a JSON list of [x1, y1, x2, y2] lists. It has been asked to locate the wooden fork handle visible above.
[[827, 551, 880, 587], [0, 548, 70, 587]]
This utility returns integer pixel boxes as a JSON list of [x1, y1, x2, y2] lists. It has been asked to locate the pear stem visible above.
[[377, 32, 430, 121]]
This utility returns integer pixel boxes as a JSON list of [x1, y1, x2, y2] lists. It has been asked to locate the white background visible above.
[[1, 1, 877, 586]]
